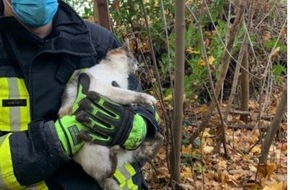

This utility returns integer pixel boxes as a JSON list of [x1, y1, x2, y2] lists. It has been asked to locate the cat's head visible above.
[[106, 40, 138, 74]]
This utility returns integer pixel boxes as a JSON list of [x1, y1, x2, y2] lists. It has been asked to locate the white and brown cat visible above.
[[58, 42, 163, 190]]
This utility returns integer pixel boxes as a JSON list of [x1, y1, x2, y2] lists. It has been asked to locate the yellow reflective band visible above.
[[0, 78, 31, 132], [124, 163, 137, 176], [114, 169, 126, 185], [0, 134, 49, 190], [113, 163, 138, 190], [126, 178, 138, 190], [0, 134, 24, 189]]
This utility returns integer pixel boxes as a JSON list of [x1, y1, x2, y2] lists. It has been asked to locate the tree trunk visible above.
[[240, 0, 254, 122], [94, 0, 111, 31], [240, 45, 249, 122], [259, 89, 287, 164], [169, 0, 185, 188]]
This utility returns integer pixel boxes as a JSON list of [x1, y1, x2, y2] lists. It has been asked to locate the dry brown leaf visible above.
[[156, 167, 170, 179], [263, 31, 271, 41], [203, 145, 214, 154], [181, 167, 193, 179], [217, 160, 227, 169], [263, 182, 286, 190], [218, 171, 229, 185], [257, 163, 277, 177], [179, 183, 195, 190], [280, 143, 287, 152], [271, 47, 280, 58], [248, 100, 259, 110], [243, 182, 262, 190]]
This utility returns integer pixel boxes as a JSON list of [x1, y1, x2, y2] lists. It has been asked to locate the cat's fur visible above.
[[58, 43, 163, 190]]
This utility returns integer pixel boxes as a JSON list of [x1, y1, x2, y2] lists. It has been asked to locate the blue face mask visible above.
[[9, 0, 59, 27]]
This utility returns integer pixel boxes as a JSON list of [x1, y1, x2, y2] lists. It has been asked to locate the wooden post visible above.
[[94, 0, 112, 31]]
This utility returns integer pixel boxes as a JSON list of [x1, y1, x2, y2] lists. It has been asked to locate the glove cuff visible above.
[[122, 114, 147, 150], [54, 115, 84, 156]]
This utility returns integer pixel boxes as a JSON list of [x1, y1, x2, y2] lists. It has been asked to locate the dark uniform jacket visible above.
[[0, 1, 158, 189]]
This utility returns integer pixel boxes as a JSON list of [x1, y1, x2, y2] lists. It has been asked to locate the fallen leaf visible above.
[[263, 31, 271, 42], [179, 183, 195, 190], [198, 56, 215, 66], [186, 47, 200, 55], [263, 182, 286, 190], [203, 145, 214, 154], [271, 47, 280, 58], [280, 143, 287, 152], [257, 163, 277, 177], [243, 182, 262, 190]]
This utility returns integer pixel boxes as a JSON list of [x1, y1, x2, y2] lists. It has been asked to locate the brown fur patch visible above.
[[108, 48, 125, 56]]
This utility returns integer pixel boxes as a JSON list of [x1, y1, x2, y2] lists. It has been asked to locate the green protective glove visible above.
[[75, 89, 148, 150], [54, 115, 86, 156], [54, 73, 94, 156]]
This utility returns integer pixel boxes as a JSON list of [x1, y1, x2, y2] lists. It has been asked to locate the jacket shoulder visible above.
[[84, 21, 120, 56]]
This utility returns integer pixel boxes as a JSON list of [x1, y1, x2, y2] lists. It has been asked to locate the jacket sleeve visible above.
[[0, 120, 70, 189]]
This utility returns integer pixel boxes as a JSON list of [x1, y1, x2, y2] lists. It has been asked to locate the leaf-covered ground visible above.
[[143, 100, 287, 190]]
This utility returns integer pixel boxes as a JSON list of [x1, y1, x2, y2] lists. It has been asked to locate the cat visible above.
[[58, 42, 163, 190]]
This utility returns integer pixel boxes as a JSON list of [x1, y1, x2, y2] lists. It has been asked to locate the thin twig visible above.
[[138, 1, 173, 174], [186, 3, 229, 158], [203, 1, 260, 80]]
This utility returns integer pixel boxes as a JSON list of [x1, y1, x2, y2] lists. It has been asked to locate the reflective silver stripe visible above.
[[114, 163, 138, 189], [118, 165, 132, 181], [8, 78, 21, 131]]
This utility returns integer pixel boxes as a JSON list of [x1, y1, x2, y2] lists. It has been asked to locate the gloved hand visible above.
[[75, 88, 148, 150], [54, 73, 95, 156]]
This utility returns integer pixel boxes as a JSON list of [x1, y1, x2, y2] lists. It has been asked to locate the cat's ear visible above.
[[122, 38, 130, 51]]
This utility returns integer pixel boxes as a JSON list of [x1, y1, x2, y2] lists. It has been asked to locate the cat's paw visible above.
[[58, 106, 72, 117], [139, 93, 157, 106], [138, 132, 164, 160]]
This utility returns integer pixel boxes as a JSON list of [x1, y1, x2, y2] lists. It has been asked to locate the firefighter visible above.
[[0, 0, 159, 189]]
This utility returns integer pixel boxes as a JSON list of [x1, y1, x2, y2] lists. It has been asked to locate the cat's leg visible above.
[[107, 145, 121, 177], [103, 178, 120, 190], [103, 145, 122, 190], [135, 132, 164, 161], [101, 86, 157, 106], [58, 85, 77, 117], [73, 143, 112, 187]]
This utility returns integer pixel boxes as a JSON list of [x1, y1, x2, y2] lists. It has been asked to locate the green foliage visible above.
[[109, 0, 228, 100], [63, 0, 287, 101], [272, 64, 286, 85], [63, 0, 93, 19], [264, 38, 287, 53]]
